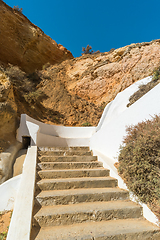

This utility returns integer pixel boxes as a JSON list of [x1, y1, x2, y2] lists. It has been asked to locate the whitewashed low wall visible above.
[[17, 114, 96, 147], [7, 146, 37, 240]]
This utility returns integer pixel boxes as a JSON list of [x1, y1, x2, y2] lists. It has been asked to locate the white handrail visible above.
[[7, 146, 37, 240]]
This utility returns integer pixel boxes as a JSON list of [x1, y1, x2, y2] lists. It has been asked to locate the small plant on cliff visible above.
[[13, 5, 23, 13], [118, 115, 160, 219], [82, 122, 92, 126], [82, 45, 94, 55], [0, 232, 7, 240], [152, 66, 160, 81], [24, 89, 45, 104]]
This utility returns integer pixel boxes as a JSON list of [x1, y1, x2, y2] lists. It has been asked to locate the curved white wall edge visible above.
[[7, 146, 37, 240], [92, 149, 159, 227], [0, 174, 21, 211], [96, 101, 112, 132], [96, 76, 152, 132], [91, 81, 160, 160]]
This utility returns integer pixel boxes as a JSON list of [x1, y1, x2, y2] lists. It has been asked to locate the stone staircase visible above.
[[32, 147, 160, 240]]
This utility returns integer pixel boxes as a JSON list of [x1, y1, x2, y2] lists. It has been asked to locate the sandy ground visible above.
[[0, 211, 12, 239]]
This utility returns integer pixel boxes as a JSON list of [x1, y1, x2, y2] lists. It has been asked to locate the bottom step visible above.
[[35, 219, 160, 240]]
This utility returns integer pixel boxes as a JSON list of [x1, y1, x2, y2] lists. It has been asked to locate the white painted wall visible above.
[[17, 114, 95, 147], [37, 132, 90, 147], [17, 114, 96, 142], [90, 76, 159, 161], [96, 76, 152, 131]]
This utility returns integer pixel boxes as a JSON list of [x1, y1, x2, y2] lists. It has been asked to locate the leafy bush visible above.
[[118, 115, 160, 218]]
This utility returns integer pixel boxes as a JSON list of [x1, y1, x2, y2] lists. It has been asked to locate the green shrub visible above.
[[118, 115, 160, 218], [24, 89, 45, 104], [42, 62, 51, 70], [0, 232, 7, 240], [99, 102, 107, 110], [82, 122, 92, 126], [152, 66, 160, 81]]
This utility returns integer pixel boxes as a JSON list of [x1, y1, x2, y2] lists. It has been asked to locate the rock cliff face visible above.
[[63, 40, 160, 105], [0, 69, 17, 152], [0, 0, 73, 73], [1, 40, 160, 154], [1, 1, 160, 155]]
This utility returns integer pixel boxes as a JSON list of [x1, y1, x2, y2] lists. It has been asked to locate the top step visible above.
[[38, 147, 90, 152]]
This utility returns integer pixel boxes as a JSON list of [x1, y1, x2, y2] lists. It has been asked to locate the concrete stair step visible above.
[[36, 187, 129, 206], [38, 150, 92, 156], [32, 146, 160, 240], [34, 200, 142, 227], [38, 155, 97, 162], [38, 146, 90, 152], [38, 161, 103, 170], [37, 177, 118, 191], [38, 168, 110, 179], [34, 219, 160, 240]]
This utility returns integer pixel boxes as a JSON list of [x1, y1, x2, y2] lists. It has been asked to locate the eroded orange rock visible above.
[[0, 0, 73, 73], [64, 41, 160, 105]]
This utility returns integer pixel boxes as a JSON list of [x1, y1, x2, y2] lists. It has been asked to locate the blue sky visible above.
[[3, 0, 160, 57]]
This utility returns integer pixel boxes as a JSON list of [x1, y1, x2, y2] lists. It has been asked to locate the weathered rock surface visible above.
[[1, 0, 160, 157], [0, 69, 17, 153], [0, 0, 73, 73], [63, 40, 160, 105], [32, 40, 160, 126], [1, 40, 160, 153]]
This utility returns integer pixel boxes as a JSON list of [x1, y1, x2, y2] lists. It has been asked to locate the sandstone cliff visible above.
[[0, 0, 73, 73], [1, 2, 160, 155], [63, 40, 160, 105], [0, 69, 17, 152], [1, 40, 160, 153]]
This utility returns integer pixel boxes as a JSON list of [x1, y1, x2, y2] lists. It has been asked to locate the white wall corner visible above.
[[16, 114, 39, 146]]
